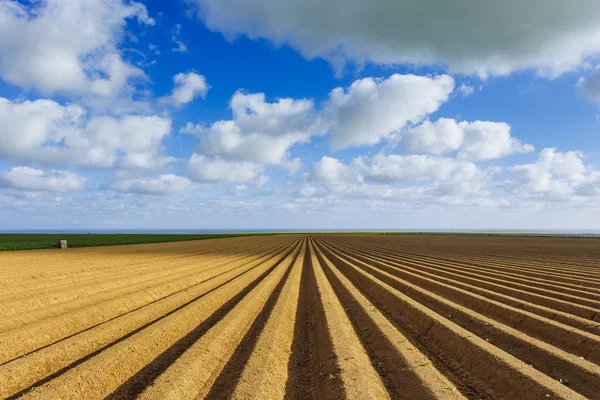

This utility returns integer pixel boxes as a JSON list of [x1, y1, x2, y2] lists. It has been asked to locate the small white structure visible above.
[[57, 240, 68, 249]]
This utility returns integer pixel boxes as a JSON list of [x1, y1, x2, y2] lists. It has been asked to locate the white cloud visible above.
[[0, 97, 173, 169], [537, 148, 587, 179], [183, 74, 454, 179], [362, 154, 487, 183], [199, 120, 304, 166], [1, 166, 86, 192], [402, 118, 534, 160], [79, 115, 174, 169], [0, 97, 84, 161], [457, 121, 534, 160], [577, 65, 600, 102], [0, 0, 153, 96], [187, 154, 265, 183], [110, 174, 193, 195], [459, 83, 475, 96], [188, 91, 324, 166], [509, 148, 596, 202], [163, 72, 209, 106], [149, 44, 161, 55], [311, 156, 363, 184], [173, 42, 188, 54], [192, 0, 600, 77], [324, 74, 454, 148], [299, 184, 319, 198], [229, 184, 249, 195], [308, 154, 493, 207], [180, 122, 205, 135], [401, 118, 464, 156], [87, 54, 145, 98], [256, 175, 270, 188], [171, 24, 188, 53]]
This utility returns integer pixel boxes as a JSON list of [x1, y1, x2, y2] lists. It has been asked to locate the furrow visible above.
[[283, 238, 342, 400], [4, 234, 600, 399], [308, 239, 390, 400], [0, 240, 294, 365], [328, 240, 600, 331], [366, 239, 600, 286], [0, 236, 279, 291], [320, 239, 600, 364], [129, 240, 302, 399], [225, 239, 306, 400], [3, 239, 300, 399], [313, 241, 465, 400], [316, 238, 586, 400], [333, 237, 600, 288], [0, 238, 292, 313], [0, 239, 291, 333], [317, 238, 600, 399], [336, 239, 600, 300]]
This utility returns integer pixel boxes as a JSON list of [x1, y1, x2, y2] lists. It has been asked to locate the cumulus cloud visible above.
[[311, 154, 487, 185], [401, 118, 464, 156], [184, 74, 454, 168], [110, 174, 193, 195], [324, 74, 454, 148], [311, 156, 363, 184], [256, 175, 270, 188], [402, 118, 534, 160], [459, 83, 475, 96], [577, 65, 600, 102], [171, 24, 188, 53], [0, 97, 173, 169], [0, 0, 153, 96], [180, 74, 530, 190], [0, 97, 83, 161], [1, 166, 86, 192], [81, 115, 174, 169], [163, 72, 209, 106], [308, 154, 493, 207], [457, 121, 534, 160], [186, 91, 324, 167], [228, 184, 249, 196], [509, 148, 597, 202], [309, 160, 417, 199], [362, 154, 487, 183], [149, 44, 160, 55], [191, 0, 600, 77], [187, 154, 265, 183], [180, 122, 205, 135]]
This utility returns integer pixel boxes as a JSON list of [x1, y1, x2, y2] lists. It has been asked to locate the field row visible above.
[[0, 235, 599, 399]]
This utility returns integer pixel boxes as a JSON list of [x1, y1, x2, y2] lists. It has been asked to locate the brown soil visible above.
[[1, 234, 598, 399]]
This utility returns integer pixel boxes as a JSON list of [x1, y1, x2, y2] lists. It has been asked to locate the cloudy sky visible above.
[[1, 0, 600, 231]]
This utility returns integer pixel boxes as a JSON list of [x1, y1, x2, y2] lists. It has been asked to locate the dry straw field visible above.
[[1, 234, 599, 399]]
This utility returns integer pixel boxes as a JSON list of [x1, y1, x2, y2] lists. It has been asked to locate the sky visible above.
[[1, 0, 600, 231]]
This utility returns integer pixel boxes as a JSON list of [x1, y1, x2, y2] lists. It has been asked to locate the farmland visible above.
[[1, 235, 599, 399], [0, 233, 274, 251]]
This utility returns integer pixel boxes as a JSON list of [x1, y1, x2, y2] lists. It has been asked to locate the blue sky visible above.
[[1, 0, 600, 230]]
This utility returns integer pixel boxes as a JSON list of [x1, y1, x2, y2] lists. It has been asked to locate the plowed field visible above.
[[1, 234, 599, 399]]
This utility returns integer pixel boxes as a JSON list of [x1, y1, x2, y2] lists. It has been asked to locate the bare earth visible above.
[[1, 234, 599, 399]]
